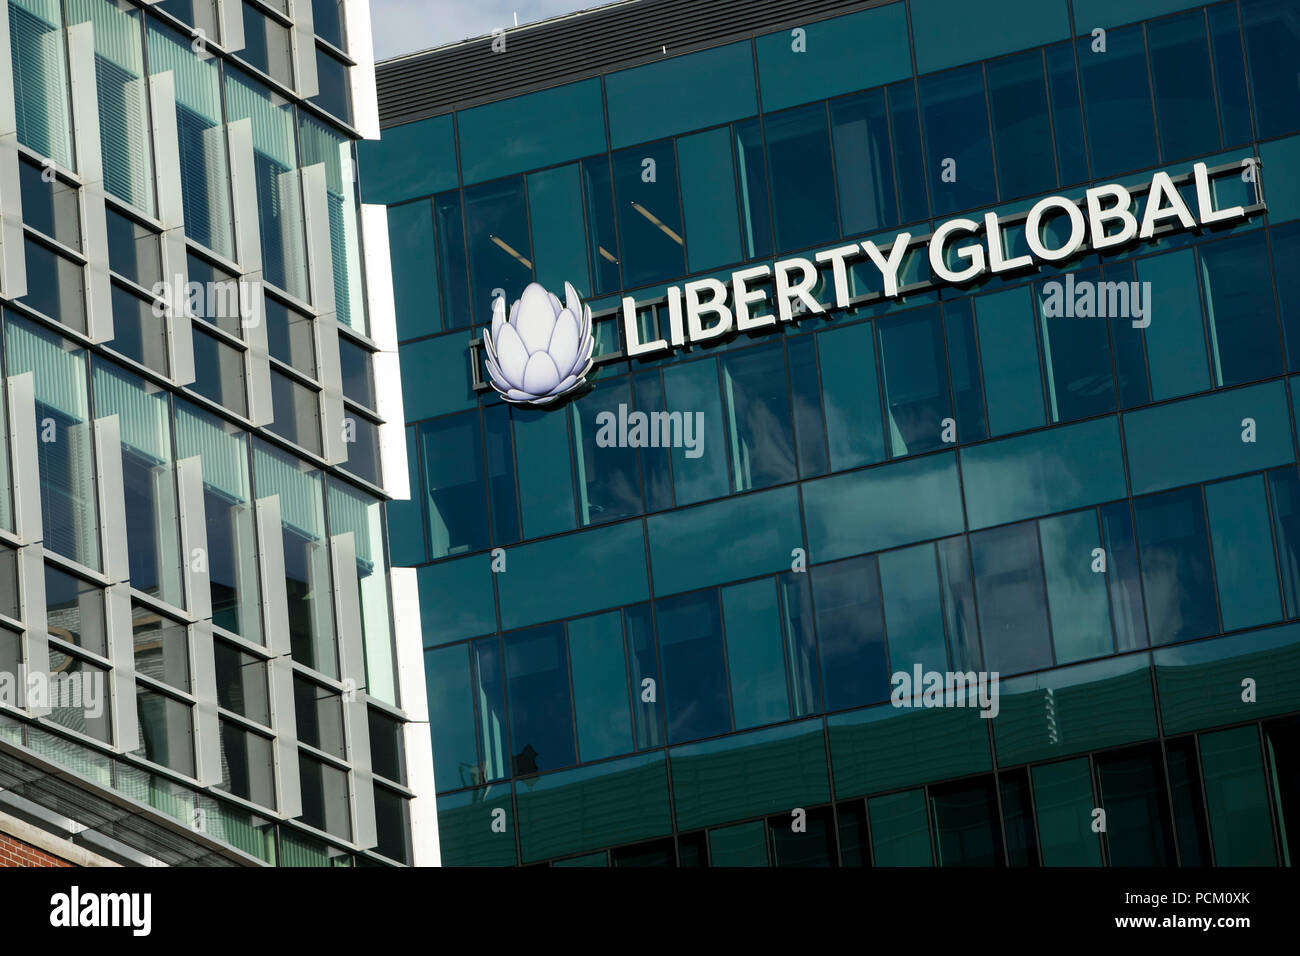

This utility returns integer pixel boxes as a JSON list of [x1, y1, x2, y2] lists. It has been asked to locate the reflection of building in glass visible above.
[[366, 0, 1300, 866]]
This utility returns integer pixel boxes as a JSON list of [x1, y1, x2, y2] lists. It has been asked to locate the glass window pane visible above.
[[1166, 735, 1212, 865], [217, 718, 275, 808], [526, 163, 589, 296], [581, 157, 621, 297], [388, 200, 439, 340], [1133, 485, 1219, 646], [340, 409, 381, 487], [213, 639, 270, 724], [1032, 757, 1102, 866], [1205, 474, 1282, 631], [326, 479, 396, 704], [1046, 42, 1088, 186], [473, 636, 510, 782], [919, 64, 995, 217], [1242, 0, 1300, 140], [656, 590, 729, 744], [293, 675, 345, 758], [268, 370, 321, 455], [974, 286, 1045, 436], [930, 775, 1003, 866], [424, 644, 477, 790], [297, 752, 351, 839], [5, 316, 100, 568], [19, 239, 85, 333], [240, 1, 293, 86], [1209, 4, 1252, 147], [418, 412, 487, 558], [264, 296, 315, 376], [1138, 249, 1210, 401], [709, 820, 768, 866], [1076, 25, 1158, 178], [513, 404, 576, 539], [175, 398, 261, 639], [786, 335, 828, 478], [9, 0, 74, 169], [566, 611, 634, 763], [1035, 268, 1117, 423], [943, 296, 987, 444], [1268, 466, 1300, 619], [676, 127, 741, 272], [987, 50, 1056, 200], [1039, 509, 1113, 664], [45, 564, 106, 656], [253, 440, 335, 675], [612, 140, 686, 289], [877, 306, 952, 457], [879, 542, 949, 675], [887, 81, 929, 224], [224, 67, 308, 299], [1200, 231, 1283, 388], [433, 192, 472, 331], [1096, 743, 1176, 865], [109, 283, 169, 375], [190, 326, 248, 416], [146, 18, 234, 258], [503, 623, 576, 774], [298, 116, 366, 332], [733, 119, 773, 261], [970, 521, 1052, 675], [19, 158, 79, 247], [1000, 767, 1040, 866], [765, 103, 838, 252], [1148, 10, 1220, 162], [661, 358, 728, 505], [722, 342, 796, 492], [571, 379, 642, 526], [937, 535, 982, 672], [721, 578, 789, 730], [134, 684, 194, 775], [106, 208, 161, 289], [869, 789, 932, 866], [44, 646, 111, 742], [464, 176, 533, 322], [1199, 724, 1277, 865], [0, 545, 17, 617], [68, 0, 154, 213], [624, 603, 663, 751], [812, 555, 888, 711], [830, 89, 897, 236], [93, 360, 184, 606]]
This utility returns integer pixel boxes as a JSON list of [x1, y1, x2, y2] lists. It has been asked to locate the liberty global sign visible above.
[[477, 160, 1262, 404]]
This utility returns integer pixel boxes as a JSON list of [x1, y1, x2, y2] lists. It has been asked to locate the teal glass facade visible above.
[[368, 0, 1300, 865]]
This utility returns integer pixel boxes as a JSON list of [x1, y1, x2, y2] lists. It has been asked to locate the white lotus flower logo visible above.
[[482, 281, 595, 405]]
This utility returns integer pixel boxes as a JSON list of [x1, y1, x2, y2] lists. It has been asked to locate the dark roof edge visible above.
[[376, 0, 887, 127]]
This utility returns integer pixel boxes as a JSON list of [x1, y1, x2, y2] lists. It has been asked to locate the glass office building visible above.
[[0, 0, 433, 865], [365, 0, 1300, 866]]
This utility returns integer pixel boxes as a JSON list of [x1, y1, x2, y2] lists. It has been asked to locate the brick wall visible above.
[[0, 832, 72, 867]]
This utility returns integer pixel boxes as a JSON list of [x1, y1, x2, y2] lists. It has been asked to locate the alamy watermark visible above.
[[1041, 272, 1151, 328], [890, 666, 1000, 719], [0, 666, 105, 719], [594, 403, 705, 459]]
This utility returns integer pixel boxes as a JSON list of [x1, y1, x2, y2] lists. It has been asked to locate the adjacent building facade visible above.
[[367, 0, 1300, 866], [0, 0, 433, 866]]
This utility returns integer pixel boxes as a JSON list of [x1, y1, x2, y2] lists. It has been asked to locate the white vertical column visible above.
[[227, 118, 274, 426], [150, 71, 195, 387], [289, 0, 319, 99], [303, 164, 347, 466], [393, 565, 439, 865], [7, 375, 48, 716], [255, 495, 302, 817], [93, 415, 137, 752], [0, 0, 26, 300], [330, 531, 375, 849], [66, 23, 113, 344]]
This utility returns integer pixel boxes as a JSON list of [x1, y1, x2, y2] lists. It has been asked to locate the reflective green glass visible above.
[[648, 485, 801, 596], [676, 127, 741, 272], [987, 50, 1056, 200], [1137, 249, 1210, 401], [971, 521, 1052, 675], [416, 553, 496, 648], [670, 719, 828, 831], [919, 64, 995, 217], [566, 611, 634, 763], [387, 201, 438, 340], [828, 702, 991, 798], [1205, 474, 1282, 632], [960, 415, 1127, 530], [357, 114, 458, 205], [1096, 744, 1176, 865], [868, 789, 932, 866], [1123, 380, 1293, 496], [1032, 758, 1102, 866], [398, 333, 477, 420], [515, 752, 671, 863], [527, 164, 589, 296], [975, 286, 1045, 436], [804, 451, 964, 562], [721, 578, 789, 730], [931, 776, 1002, 866], [1199, 725, 1277, 865], [436, 785, 517, 866], [513, 405, 575, 539], [612, 140, 686, 289], [497, 521, 648, 632], [1076, 25, 1158, 178], [604, 42, 756, 149], [765, 103, 838, 253], [503, 622, 575, 774], [877, 306, 952, 456], [1039, 509, 1113, 664], [722, 343, 796, 491], [1200, 230, 1283, 387], [656, 590, 729, 744], [708, 821, 768, 867], [818, 321, 885, 471], [1035, 269, 1117, 424], [661, 357, 727, 505], [1148, 10, 1220, 162], [879, 543, 948, 675]]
